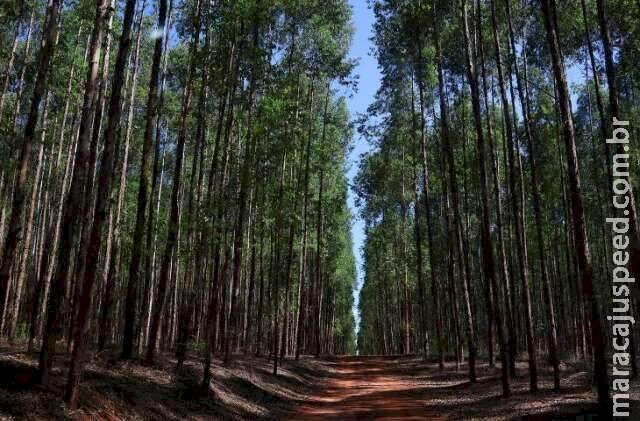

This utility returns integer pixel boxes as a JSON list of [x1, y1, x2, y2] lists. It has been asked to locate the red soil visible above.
[[1, 343, 638, 420], [287, 357, 444, 420], [287, 355, 640, 420]]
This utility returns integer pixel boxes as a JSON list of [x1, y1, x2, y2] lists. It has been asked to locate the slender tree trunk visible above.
[[272, 149, 288, 375], [477, 8, 503, 370], [540, 0, 609, 407], [64, 0, 139, 406], [39, 0, 107, 382], [201, 37, 238, 388], [0, 0, 62, 329], [122, 0, 170, 359], [141, 5, 173, 352], [409, 75, 428, 359], [505, 0, 560, 389], [461, 0, 509, 396], [98, 0, 146, 350], [596, 4, 640, 377], [314, 169, 324, 357], [8, 95, 50, 338], [488, 0, 538, 390], [295, 85, 322, 360], [145, 3, 201, 364], [226, 18, 258, 366]]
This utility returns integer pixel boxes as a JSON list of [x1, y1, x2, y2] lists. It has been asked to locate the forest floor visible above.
[[1, 342, 639, 420]]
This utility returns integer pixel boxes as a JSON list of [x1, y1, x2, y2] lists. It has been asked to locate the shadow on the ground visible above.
[[2, 346, 639, 420], [284, 355, 640, 420], [0, 344, 310, 420]]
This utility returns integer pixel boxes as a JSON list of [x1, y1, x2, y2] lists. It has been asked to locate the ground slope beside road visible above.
[[1, 345, 638, 420]]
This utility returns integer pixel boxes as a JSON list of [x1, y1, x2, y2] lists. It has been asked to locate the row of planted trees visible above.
[[0, 0, 357, 409], [356, 0, 640, 407]]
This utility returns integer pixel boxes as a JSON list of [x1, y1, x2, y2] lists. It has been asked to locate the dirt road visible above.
[[287, 356, 444, 420], [284, 355, 620, 420], [0, 347, 621, 420]]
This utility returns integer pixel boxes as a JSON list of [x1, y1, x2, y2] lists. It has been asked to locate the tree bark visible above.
[[0, 0, 62, 330], [505, 0, 559, 389], [489, 0, 537, 390], [64, 0, 139, 406], [7, 94, 50, 339], [539, 0, 609, 407], [122, 0, 170, 359], [461, 0, 509, 396], [145, 0, 201, 365]]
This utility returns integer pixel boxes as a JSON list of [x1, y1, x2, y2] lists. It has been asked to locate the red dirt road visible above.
[[1, 346, 628, 420], [285, 355, 632, 420], [286, 356, 444, 420]]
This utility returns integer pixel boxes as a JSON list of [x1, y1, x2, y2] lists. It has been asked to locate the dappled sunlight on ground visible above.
[[1, 343, 638, 420], [286, 355, 640, 420]]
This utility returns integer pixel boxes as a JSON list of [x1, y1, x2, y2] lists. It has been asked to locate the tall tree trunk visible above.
[[141, 5, 173, 352], [7, 94, 50, 338], [409, 75, 428, 359], [477, 6, 504, 370], [64, 0, 139, 407], [272, 148, 288, 374], [201, 36, 238, 388], [314, 169, 324, 357], [489, 0, 537, 390], [122, 0, 170, 359], [98, 0, 146, 350], [174, 0, 205, 372], [225, 16, 259, 366], [505, 0, 559, 389], [39, 0, 107, 382], [295, 84, 321, 360], [0, 0, 62, 329], [540, 0, 609, 407], [461, 0, 509, 396], [145, 1, 201, 364]]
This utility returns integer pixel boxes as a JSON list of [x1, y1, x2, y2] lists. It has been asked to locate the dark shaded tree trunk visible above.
[[505, 0, 559, 389], [461, 0, 509, 396], [489, 0, 537, 391], [8, 95, 50, 339], [0, 0, 62, 328], [98, 0, 146, 351], [64, 0, 139, 407], [539, 0, 609, 408], [314, 169, 324, 357], [122, 0, 170, 359], [145, 0, 201, 365], [38, 0, 106, 383], [294, 85, 320, 360]]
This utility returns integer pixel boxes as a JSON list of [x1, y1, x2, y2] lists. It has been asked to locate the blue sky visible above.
[[346, 0, 379, 335]]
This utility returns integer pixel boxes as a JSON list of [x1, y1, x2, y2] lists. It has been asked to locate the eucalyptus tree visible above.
[[0, 0, 358, 404]]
